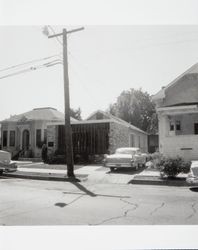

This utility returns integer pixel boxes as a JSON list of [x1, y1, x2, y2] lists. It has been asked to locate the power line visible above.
[[0, 53, 62, 73], [0, 59, 63, 80]]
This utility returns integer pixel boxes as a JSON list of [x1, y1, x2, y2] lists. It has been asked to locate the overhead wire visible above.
[[0, 53, 62, 73], [0, 59, 63, 80], [0, 26, 65, 80]]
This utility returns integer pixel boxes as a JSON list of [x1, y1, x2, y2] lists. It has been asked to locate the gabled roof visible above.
[[86, 110, 147, 134], [153, 62, 198, 101], [1, 107, 78, 123]]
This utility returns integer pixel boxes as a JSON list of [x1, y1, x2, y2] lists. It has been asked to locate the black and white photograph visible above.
[[1, 0, 198, 250]]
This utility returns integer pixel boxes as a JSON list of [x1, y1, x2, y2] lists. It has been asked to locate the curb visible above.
[[129, 175, 189, 186], [2, 171, 88, 182]]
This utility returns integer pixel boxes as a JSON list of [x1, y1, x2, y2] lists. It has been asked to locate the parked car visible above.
[[186, 161, 198, 185], [0, 150, 17, 175], [103, 147, 148, 171]]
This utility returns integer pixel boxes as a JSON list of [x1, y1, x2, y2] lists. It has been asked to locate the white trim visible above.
[[47, 119, 113, 126], [157, 105, 198, 112]]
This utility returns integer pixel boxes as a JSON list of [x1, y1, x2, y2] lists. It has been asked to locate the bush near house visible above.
[[145, 152, 163, 169], [158, 157, 191, 178]]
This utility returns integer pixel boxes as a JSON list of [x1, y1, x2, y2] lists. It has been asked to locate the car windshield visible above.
[[115, 148, 137, 155]]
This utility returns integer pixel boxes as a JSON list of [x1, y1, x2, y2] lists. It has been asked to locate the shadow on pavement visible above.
[[71, 182, 97, 197], [189, 187, 198, 192], [66, 182, 131, 199], [55, 202, 67, 207]]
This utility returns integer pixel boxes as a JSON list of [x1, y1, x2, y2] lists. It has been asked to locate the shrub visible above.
[[148, 152, 164, 169], [159, 157, 191, 178]]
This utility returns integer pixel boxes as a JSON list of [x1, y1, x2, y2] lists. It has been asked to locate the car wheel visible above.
[[0, 169, 3, 175], [110, 167, 115, 171]]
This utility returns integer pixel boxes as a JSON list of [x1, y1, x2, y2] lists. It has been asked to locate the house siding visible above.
[[159, 134, 198, 160], [109, 122, 148, 154], [108, 122, 130, 153], [47, 125, 58, 158], [163, 74, 198, 107], [158, 112, 198, 160]]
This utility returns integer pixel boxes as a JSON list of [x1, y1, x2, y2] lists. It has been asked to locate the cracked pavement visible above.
[[1, 178, 198, 225]]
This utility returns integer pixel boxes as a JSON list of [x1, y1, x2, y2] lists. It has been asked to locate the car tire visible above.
[[0, 169, 3, 175], [110, 167, 115, 171]]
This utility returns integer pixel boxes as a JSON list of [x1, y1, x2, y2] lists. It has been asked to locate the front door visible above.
[[22, 130, 30, 150]]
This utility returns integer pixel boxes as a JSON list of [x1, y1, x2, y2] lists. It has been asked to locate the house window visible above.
[[194, 123, 198, 134], [138, 136, 141, 147], [3, 130, 8, 147], [130, 134, 135, 147], [170, 121, 174, 131], [36, 129, 42, 148], [9, 130, 15, 147], [176, 121, 181, 131]]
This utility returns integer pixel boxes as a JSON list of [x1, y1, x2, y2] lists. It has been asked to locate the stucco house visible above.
[[86, 110, 148, 153], [0, 107, 76, 160], [153, 63, 198, 160], [46, 110, 148, 162]]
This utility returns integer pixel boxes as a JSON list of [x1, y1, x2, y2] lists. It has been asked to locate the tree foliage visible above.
[[108, 88, 158, 133], [70, 107, 82, 120]]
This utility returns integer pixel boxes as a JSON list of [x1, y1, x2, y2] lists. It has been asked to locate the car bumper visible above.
[[104, 162, 136, 168], [0, 162, 17, 172]]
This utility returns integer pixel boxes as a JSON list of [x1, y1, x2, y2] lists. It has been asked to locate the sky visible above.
[[1, 25, 198, 120]]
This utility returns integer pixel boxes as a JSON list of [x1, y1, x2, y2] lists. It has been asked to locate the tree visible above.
[[108, 88, 158, 133], [70, 107, 82, 120]]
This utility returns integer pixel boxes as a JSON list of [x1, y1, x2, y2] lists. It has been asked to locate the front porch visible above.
[[157, 104, 198, 160]]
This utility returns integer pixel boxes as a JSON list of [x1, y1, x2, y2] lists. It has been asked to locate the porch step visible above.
[[18, 157, 42, 162]]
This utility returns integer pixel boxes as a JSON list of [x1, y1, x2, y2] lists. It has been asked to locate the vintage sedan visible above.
[[186, 161, 198, 185], [103, 147, 147, 171], [0, 150, 17, 175]]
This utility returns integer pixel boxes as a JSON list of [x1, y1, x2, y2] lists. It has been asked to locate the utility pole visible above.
[[48, 27, 84, 178]]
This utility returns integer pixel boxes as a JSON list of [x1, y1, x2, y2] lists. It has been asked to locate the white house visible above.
[[0, 107, 77, 160], [153, 63, 198, 160]]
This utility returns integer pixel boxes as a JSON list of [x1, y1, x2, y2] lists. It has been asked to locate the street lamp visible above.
[[43, 26, 84, 178]]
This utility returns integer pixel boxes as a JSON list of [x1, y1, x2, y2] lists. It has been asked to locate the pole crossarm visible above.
[[48, 27, 84, 38]]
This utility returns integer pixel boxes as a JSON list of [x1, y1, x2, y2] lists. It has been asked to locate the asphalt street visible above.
[[0, 177, 198, 225]]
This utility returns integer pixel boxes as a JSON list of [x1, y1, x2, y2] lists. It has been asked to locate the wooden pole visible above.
[[48, 27, 84, 178], [62, 28, 74, 177]]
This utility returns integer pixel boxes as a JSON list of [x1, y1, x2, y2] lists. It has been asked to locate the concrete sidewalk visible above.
[[131, 168, 189, 186], [2, 163, 138, 184], [1, 162, 191, 186]]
